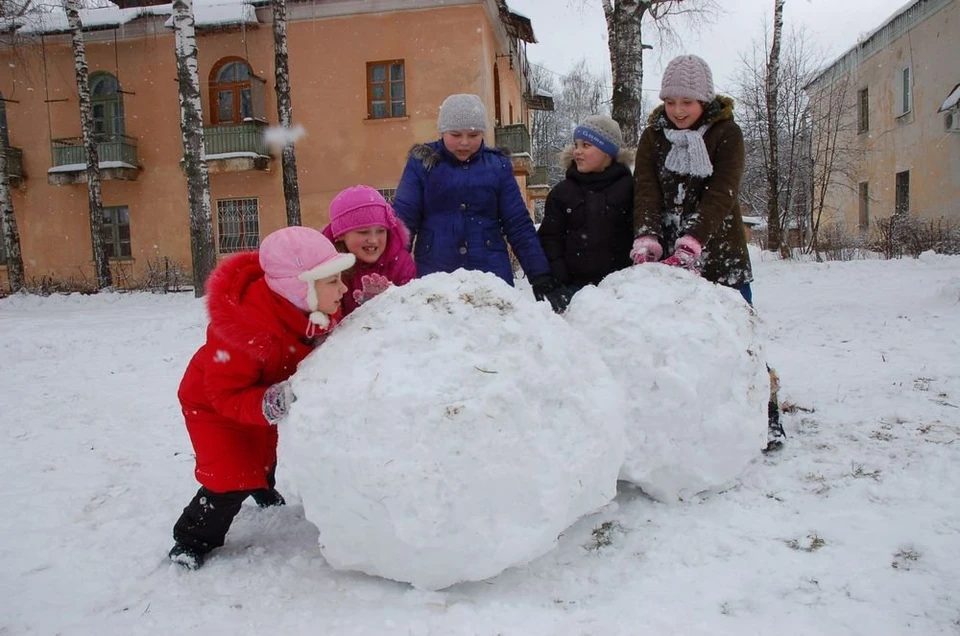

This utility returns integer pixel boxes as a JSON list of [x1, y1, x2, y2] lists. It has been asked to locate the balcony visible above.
[[203, 122, 271, 173], [494, 124, 532, 176], [48, 135, 140, 185], [527, 165, 551, 200], [5, 146, 24, 186]]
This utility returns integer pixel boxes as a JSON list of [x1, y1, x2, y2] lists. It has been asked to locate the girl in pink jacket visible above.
[[321, 185, 416, 317]]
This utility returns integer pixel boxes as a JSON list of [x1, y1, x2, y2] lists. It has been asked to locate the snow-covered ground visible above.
[[2, 253, 959, 635]]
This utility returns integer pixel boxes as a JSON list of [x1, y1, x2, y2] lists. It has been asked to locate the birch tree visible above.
[[735, 27, 818, 251], [0, 122, 24, 291], [764, 0, 786, 254], [271, 0, 301, 226], [599, 0, 719, 147], [172, 0, 216, 296], [64, 0, 110, 288]]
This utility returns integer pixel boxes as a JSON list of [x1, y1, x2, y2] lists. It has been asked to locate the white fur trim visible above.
[[308, 311, 331, 328], [299, 253, 356, 313]]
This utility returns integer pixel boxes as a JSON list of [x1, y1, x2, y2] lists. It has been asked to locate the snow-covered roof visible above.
[[939, 83, 960, 113], [13, 0, 260, 36]]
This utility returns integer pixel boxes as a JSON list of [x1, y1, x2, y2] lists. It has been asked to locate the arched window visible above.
[[90, 72, 125, 141], [210, 58, 265, 125]]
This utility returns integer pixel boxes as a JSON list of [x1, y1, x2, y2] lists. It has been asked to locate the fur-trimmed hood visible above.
[[407, 139, 510, 171], [204, 252, 334, 362], [647, 94, 736, 131]]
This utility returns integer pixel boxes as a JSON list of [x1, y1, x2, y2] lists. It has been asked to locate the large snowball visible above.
[[565, 266, 768, 503], [281, 270, 627, 590]]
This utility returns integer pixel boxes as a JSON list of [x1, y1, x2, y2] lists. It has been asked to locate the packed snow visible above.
[[2, 252, 960, 634], [282, 271, 626, 590], [565, 266, 768, 502]]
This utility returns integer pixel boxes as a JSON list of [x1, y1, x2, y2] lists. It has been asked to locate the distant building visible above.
[[0, 0, 552, 289], [804, 0, 959, 238]]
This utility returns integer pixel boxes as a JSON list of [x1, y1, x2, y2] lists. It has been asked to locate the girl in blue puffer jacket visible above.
[[393, 93, 568, 313]]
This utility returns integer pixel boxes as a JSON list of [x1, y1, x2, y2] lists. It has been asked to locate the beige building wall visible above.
[[812, 0, 960, 235], [0, 0, 535, 288]]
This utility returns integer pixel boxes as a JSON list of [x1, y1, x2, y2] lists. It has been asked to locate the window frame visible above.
[[857, 87, 869, 134], [366, 60, 406, 120], [90, 71, 125, 142], [210, 57, 264, 126], [102, 205, 132, 260], [895, 66, 912, 117], [895, 171, 910, 217], [858, 182, 869, 231], [216, 197, 260, 255]]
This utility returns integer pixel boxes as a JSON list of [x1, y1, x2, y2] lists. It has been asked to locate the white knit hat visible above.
[[437, 94, 488, 133]]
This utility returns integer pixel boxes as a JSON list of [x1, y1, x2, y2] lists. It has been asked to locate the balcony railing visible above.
[[529, 165, 549, 186], [5, 146, 23, 179], [495, 124, 531, 156], [51, 135, 139, 168], [204, 122, 268, 157]]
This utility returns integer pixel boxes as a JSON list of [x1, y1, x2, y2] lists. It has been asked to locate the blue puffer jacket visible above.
[[393, 140, 549, 285]]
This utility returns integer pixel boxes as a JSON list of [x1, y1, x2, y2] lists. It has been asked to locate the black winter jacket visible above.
[[538, 160, 635, 287]]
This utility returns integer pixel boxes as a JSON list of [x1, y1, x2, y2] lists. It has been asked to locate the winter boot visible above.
[[251, 488, 286, 508], [764, 366, 786, 453], [169, 543, 206, 570]]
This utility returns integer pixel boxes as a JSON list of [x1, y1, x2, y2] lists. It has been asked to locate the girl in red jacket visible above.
[[169, 226, 355, 569], [321, 185, 416, 317]]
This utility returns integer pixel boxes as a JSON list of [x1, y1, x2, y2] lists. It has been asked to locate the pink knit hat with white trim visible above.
[[259, 226, 355, 326], [327, 185, 393, 239]]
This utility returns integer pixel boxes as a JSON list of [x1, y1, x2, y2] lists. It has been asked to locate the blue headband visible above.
[[574, 125, 619, 157]]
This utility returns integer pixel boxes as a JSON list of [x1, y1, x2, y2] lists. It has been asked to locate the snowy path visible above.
[[2, 255, 959, 635]]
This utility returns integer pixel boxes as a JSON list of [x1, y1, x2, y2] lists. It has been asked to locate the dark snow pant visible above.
[[172, 465, 279, 554]]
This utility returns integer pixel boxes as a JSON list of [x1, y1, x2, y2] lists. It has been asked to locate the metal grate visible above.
[[216, 198, 260, 254]]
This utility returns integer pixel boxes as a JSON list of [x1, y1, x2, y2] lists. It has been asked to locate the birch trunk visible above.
[[64, 0, 111, 289], [0, 131, 24, 291], [602, 0, 644, 147], [172, 0, 216, 297], [272, 0, 301, 226], [765, 0, 785, 254]]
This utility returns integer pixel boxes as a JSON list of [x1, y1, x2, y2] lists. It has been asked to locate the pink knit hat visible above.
[[259, 226, 355, 326], [327, 185, 393, 239], [660, 54, 715, 103]]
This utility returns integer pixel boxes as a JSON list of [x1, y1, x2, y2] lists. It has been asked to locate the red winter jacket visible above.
[[322, 221, 416, 317], [177, 252, 337, 492]]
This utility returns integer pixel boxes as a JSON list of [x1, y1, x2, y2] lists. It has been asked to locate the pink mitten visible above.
[[630, 235, 663, 264], [661, 234, 703, 271], [351, 273, 393, 306]]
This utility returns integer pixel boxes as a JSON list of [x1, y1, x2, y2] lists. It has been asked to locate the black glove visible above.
[[530, 275, 571, 314]]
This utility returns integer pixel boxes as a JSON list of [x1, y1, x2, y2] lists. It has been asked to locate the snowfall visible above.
[[2, 249, 960, 635]]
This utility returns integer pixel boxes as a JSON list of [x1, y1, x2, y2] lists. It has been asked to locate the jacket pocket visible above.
[[413, 229, 434, 257]]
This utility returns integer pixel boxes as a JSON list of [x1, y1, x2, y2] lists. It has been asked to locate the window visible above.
[[102, 206, 132, 259], [858, 182, 869, 231], [376, 188, 397, 203], [895, 171, 910, 216], [210, 58, 266, 125], [0, 91, 9, 148], [857, 88, 869, 133], [895, 66, 911, 116], [90, 72, 125, 141], [216, 198, 260, 254], [366, 60, 405, 119]]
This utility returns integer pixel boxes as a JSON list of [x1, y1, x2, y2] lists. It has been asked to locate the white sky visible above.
[[509, 0, 911, 98]]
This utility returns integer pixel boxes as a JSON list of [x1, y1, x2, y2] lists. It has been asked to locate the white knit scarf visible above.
[[663, 124, 713, 177]]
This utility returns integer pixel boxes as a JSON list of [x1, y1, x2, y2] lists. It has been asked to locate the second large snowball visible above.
[[565, 265, 769, 503]]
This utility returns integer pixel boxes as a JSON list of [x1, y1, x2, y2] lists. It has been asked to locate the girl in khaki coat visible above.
[[631, 54, 753, 298]]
